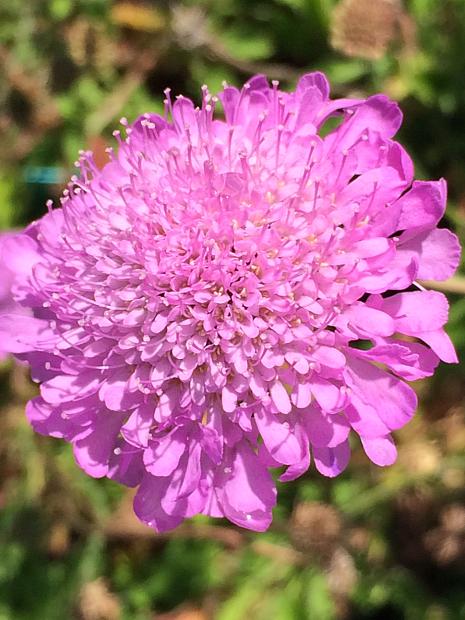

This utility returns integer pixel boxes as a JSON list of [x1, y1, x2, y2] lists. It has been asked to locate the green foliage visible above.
[[1, 0, 465, 618]]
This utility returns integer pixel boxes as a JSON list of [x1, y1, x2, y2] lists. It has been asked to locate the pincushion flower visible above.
[[0, 74, 460, 532]]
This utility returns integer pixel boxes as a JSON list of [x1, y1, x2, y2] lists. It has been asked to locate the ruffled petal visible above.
[[133, 474, 185, 532], [313, 441, 351, 477], [255, 408, 306, 465], [399, 228, 461, 281], [218, 442, 276, 531], [345, 357, 417, 431]]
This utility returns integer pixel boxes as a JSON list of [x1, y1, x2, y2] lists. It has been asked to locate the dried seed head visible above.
[[331, 0, 402, 60], [290, 501, 342, 559]]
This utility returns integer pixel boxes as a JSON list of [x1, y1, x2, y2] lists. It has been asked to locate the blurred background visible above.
[[0, 0, 465, 618]]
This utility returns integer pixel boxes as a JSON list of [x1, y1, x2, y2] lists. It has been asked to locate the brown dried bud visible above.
[[47, 521, 70, 558], [440, 504, 465, 534], [290, 501, 342, 559], [65, 18, 118, 71], [77, 578, 121, 620], [331, 0, 402, 60], [424, 529, 464, 567], [171, 5, 210, 50], [327, 548, 358, 618]]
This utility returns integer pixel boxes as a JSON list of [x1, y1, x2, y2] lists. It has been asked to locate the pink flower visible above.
[[0, 74, 460, 531]]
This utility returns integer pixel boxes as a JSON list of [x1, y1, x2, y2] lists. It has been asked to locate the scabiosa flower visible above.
[[0, 74, 460, 531]]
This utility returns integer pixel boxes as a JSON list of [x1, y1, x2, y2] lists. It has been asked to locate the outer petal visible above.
[[121, 403, 154, 448], [310, 377, 340, 413], [219, 442, 276, 531], [26, 397, 79, 439], [399, 228, 460, 281], [345, 357, 417, 431], [313, 441, 351, 477], [396, 180, 446, 230], [73, 411, 126, 478], [379, 291, 449, 334], [416, 329, 458, 364], [329, 95, 402, 153], [355, 342, 439, 381], [279, 450, 311, 482], [134, 474, 185, 532], [345, 393, 391, 439], [143, 429, 187, 477], [255, 408, 306, 465], [41, 372, 101, 404], [343, 304, 395, 337], [303, 405, 350, 448], [108, 442, 144, 487], [296, 72, 330, 100], [0, 314, 57, 353], [360, 435, 397, 466], [1, 233, 43, 277]]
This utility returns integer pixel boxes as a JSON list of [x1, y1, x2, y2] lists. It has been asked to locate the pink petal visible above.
[[312, 346, 346, 369], [344, 304, 395, 337], [270, 380, 292, 414], [361, 435, 397, 466], [313, 441, 351, 477], [108, 442, 144, 486], [219, 442, 276, 531], [304, 405, 350, 448], [296, 72, 330, 100], [143, 430, 186, 477], [73, 411, 125, 478], [0, 314, 57, 353], [279, 450, 311, 482], [1, 233, 42, 275], [345, 357, 417, 431], [98, 368, 131, 411], [121, 404, 154, 448], [133, 474, 184, 532], [310, 378, 340, 412], [417, 329, 458, 364], [345, 393, 391, 438], [41, 372, 101, 404], [291, 381, 313, 409], [399, 228, 460, 281], [380, 290, 449, 334], [255, 409, 306, 465], [222, 384, 238, 413], [356, 342, 439, 381], [396, 179, 446, 229]]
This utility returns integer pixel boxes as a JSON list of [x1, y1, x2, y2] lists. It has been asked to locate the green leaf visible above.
[[221, 28, 274, 61], [49, 0, 72, 20], [0, 174, 15, 228], [302, 569, 335, 620]]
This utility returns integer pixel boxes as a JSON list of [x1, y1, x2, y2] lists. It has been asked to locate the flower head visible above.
[[0, 74, 460, 531]]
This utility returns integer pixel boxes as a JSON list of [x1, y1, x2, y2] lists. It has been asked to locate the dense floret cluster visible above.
[[0, 74, 459, 531]]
